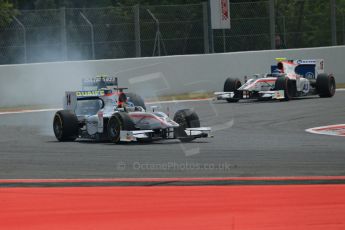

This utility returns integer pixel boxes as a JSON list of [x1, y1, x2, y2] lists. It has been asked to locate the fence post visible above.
[[343, 13, 345, 45], [269, 0, 276, 49], [207, 0, 214, 53], [13, 16, 27, 63], [80, 12, 95, 60], [134, 4, 141, 57], [282, 15, 287, 47], [330, 0, 337, 46], [60, 7, 67, 61], [222, 29, 226, 52], [202, 2, 210, 53]]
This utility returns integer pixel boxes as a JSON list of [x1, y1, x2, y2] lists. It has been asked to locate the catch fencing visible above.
[[0, 0, 344, 64]]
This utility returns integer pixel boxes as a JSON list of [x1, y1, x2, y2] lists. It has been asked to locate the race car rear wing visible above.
[[271, 59, 324, 79], [64, 91, 78, 111], [82, 76, 119, 90], [82, 76, 130, 93], [63, 90, 111, 111]]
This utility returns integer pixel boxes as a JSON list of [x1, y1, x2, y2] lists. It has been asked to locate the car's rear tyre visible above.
[[126, 92, 146, 110], [223, 78, 242, 102], [107, 113, 136, 144], [316, 73, 336, 98], [173, 109, 200, 142], [53, 110, 78, 141], [275, 77, 296, 101]]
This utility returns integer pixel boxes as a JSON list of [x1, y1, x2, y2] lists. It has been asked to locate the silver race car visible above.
[[53, 76, 211, 143], [215, 58, 336, 102]]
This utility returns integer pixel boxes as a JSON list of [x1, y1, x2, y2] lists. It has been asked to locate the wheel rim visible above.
[[109, 117, 121, 142], [176, 116, 187, 129], [53, 114, 63, 139]]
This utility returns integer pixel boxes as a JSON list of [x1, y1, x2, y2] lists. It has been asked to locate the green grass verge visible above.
[[150, 92, 213, 102], [337, 83, 345, 89]]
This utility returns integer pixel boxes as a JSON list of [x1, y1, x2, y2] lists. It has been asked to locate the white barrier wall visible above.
[[0, 46, 344, 107]]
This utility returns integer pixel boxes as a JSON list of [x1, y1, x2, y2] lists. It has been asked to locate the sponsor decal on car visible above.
[[296, 60, 317, 65], [76, 90, 105, 97], [305, 72, 315, 79]]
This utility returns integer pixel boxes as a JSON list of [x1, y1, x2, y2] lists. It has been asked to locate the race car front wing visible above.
[[214, 90, 285, 100], [119, 127, 212, 142]]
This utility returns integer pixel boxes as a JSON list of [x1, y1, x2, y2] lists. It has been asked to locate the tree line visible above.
[[0, 0, 344, 64]]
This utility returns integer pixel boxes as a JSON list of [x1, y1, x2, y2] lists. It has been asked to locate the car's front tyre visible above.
[[173, 109, 200, 142], [126, 92, 146, 111], [107, 113, 136, 144], [275, 77, 296, 101], [224, 78, 242, 103]]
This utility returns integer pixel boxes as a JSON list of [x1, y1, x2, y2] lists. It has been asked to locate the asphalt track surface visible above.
[[0, 91, 344, 179]]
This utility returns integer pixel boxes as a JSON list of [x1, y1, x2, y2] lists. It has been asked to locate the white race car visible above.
[[215, 58, 336, 102], [53, 76, 211, 143]]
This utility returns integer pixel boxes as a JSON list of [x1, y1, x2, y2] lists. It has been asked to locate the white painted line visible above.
[[0, 108, 61, 115]]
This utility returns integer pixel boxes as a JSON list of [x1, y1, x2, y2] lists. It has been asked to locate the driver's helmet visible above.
[[272, 68, 282, 77], [97, 77, 107, 89]]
